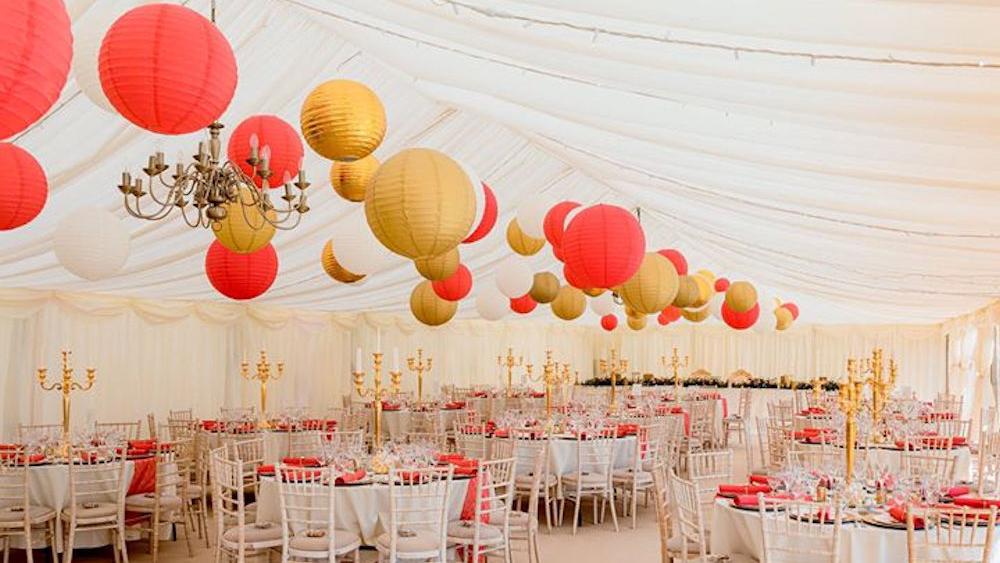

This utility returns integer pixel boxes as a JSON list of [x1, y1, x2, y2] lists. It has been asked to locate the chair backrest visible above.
[[410, 411, 445, 434], [686, 449, 734, 513], [277, 465, 339, 555], [16, 423, 62, 444], [977, 430, 1000, 496], [209, 446, 257, 560], [490, 435, 515, 460], [650, 463, 672, 563], [572, 428, 616, 483], [96, 420, 142, 441], [287, 430, 323, 459], [787, 449, 841, 473], [147, 413, 157, 440], [66, 446, 127, 521], [228, 437, 265, 489], [767, 401, 795, 428], [0, 450, 29, 519], [460, 457, 517, 556], [454, 423, 489, 460], [737, 388, 752, 418], [220, 406, 256, 422], [759, 497, 842, 563], [385, 466, 453, 559], [763, 417, 791, 468], [668, 469, 709, 561], [340, 411, 369, 433], [407, 431, 447, 452], [934, 394, 963, 417], [152, 440, 192, 503], [907, 505, 996, 563], [328, 429, 364, 453], [935, 418, 972, 441], [901, 450, 956, 482], [169, 409, 193, 421], [687, 400, 716, 448]]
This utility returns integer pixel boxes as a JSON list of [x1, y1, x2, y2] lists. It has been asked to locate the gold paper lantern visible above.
[[625, 304, 642, 319], [212, 186, 276, 254], [689, 273, 713, 309], [681, 305, 710, 323], [365, 148, 475, 260], [775, 306, 794, 331], [582, 287, 605, 298], [321, 240, 364, 284], [410, 280, 458, 326], [330, 154, 379, 202], [506, 218, 545, 256], [414, 247, 460, 281], [695, 269, 715, 285], [300, 79, 386, 161], [529, 272, 560, 304], [672, 275, 700, 308], [551, 285, 586, 320], [618, 253, 679, 315], [725, 281, 758, 314], [627, 314, 647, 331]]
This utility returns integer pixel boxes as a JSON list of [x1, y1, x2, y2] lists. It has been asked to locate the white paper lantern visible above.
[[494, 256, 533, 298], [335, 208, 395, 275], [54, 206, 130, 281], [476, 285, 509, 321], [590, 291, 615, 317], [72, 0, 154, 112], [516, 197, 551, 239]]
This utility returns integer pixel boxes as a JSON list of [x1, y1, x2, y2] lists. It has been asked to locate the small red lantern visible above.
[[431, 264, 472, 302], [227, 115, 303, 189], [714, 277, 730, 292], [0, 0, 72, 140], [510, 294, 537, 314], [601, 314, 618, 331], [543, 201, 580, 249], [657, 248, 688, 276], [722, 301, 760, 330], [205, 241, 278, 300], [561, 204, 645, 289], [0, 143, 47, 230], [462, 183, 497, 244], [659, 306, 682, 324], [99, 4, 238, 134], [782, 302, 800, 320]]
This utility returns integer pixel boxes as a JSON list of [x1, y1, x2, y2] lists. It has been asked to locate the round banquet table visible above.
[[496, 434, 636, 475], [796, 442, 972, 482], [379, 408, 464, 441], [255, 476, 471, 545], [204, 430, 303, 464], [709, 498, 1000, 562]]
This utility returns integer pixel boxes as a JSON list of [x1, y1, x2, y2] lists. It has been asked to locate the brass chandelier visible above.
[[117, 121, 311, 229]]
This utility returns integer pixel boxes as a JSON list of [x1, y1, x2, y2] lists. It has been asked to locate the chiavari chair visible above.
[[406, 431, 447, 453], [186, 428, 212, 548], [210, 447, 282, 562], [508, 429, 559, 532], [666, 469, 717, 561], [287, 430, 323, 459], [168, 409, 194, 422], [276, 464, 362, 562], [328, 429, 364, 453], [901, 447, 957, 483], [62, 445, 129, 563], [377, 466, 453, 562], [509, 438, 545, 563], [906, 505, 996, 563], [16, 424, 61, 444], [446, 456, 517, 563], [95, 420, 142, 441], [976, 430, 1000, 496], [650, 463, 672, 563], [229, 437, 266, 495], [685, 449, 734, 520], [758, 495, 843, 563], [0, 447, 57, 563], [767, 401, 795, 429], [722, 388, 751, 446], [125, 440, 195, 563], [614, 422, 665, 529], [560, 427, 619, 534], [454, 422, 490, 460]]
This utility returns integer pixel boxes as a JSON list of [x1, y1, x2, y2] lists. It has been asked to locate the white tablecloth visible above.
[[255, 477, 470, 545], [710, 499, 1000, 562], [506, 435, 635, 475]]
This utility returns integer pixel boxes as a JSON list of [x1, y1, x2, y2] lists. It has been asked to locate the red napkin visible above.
[[381, 402, 401, 411], [947, 485, 971, 497], [282, 457, 321, 467], [530, 392, 546, 398], [2, 453, 48, 464], [888, 506, 924, 528], [794, 429, 819, 440], [437, 453, 464, 463], [733, 493, 793, 508], [201, 420, 219, 431], [257, 464, 276, 475], [894, 440, 919, 451], [128, 440, 156, 450], [952, 497, 1000, 509], [616, 424, 638, 437], [0, 444, 19, 451], [336, 469, 366, 485], [718, 484, 771, 495], [127, 448, 150, 457], [749, 474, 770, 485], [493, 429, 509, 438], [444, 402, 465, 410], [454, 465, 478, 476]]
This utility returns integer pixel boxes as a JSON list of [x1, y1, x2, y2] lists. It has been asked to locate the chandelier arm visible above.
[[143, 177, 176, 207], [131, 194, 176, 222]]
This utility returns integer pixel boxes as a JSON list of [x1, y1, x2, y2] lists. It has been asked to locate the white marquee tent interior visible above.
[[5, 1, 1000, 562]]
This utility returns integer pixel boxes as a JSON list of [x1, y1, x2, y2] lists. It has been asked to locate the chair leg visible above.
[[2, 536, 9, 563], [112, 530, 121, 563], [64, 524, 75, 563], [531, 531, 541, 563], [182, 509, 194, 557], [23, 524, 32, 563], [631, 485, 639, 530], [151, 513, 160, 563], [608, 490, 620, 532], [48, 521, 58, 563], [572, 498, 580, 535]]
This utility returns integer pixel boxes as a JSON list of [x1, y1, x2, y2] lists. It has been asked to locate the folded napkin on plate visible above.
[[0, 452, 45, 464], [719, 484, 771, 495], [888, 506, 924, 528], [436, 453, 465, 463], [799, 407, 827, 416], [381, 402, 401, 411], [952, 497, 1000, 508], [444, 402, 466, 409], [129, 440, 156, 449], [336, 469, 366, 485], [749, 474, 770, 485], [282, 457, 321, 467], [732, 493, 793, 508], [947, 485, 971, 497]]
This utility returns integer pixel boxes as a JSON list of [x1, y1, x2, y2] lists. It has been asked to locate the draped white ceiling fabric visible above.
[[4, 0, 1000, 324]]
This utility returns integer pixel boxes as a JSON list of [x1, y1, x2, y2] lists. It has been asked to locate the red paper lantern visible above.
[[782, 302, 800, 320], [0, 0, 72, 139], [714, 277, 730, 292], [205, 241, 278, 300], [462, 183, 497, 244], [99, 4, 238, 134], [657, 248, 688, 276], [227, 115, 303, 189], [722, 301, 760, 330], [431, 264, 472, 301], [563, 263, 589, 289], [660, 305, 682, 324], [510, 294, 537, 314], [561, 204, 645, 289], [543, 201, 580, 249], [0, 143, 47, 230], [601, 314, 618, 331]]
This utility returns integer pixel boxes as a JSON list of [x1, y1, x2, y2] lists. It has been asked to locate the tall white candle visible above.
[[355, 347, 362, 372]]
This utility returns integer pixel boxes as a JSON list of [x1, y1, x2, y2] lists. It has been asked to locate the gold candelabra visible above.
[[811, 377, 825, 404], [838, 359, 865, 483], [661, 347, 690, 397], [526, 351, 561, 418], [354, 352, 387, 449], [497, 348, 530, 398], [862, 348, 897, 442], [406, 349, 433, 402], [241, 350, 284, 429], [599, 348, 629, 414], [37, 351, 96, 457]]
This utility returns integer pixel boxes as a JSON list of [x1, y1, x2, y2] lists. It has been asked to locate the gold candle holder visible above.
[[241, 350, 284, 429], [660, 347, 690, 397], [406, 348, 432, 402], [37, 350, 96, 457], [863, 348, 897, 442], [497, 347, 528, 398], [527, 350, 562, 418], [838, 359, 864, 483], [599, 348, 628, 414], [354, 352, 386, 449]]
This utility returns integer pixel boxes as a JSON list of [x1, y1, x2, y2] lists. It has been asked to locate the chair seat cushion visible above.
[[183, 484, 204, 498], [515, 472, 557, 489], [289, 529, 362, 552], [221, 523, 283, 548], [562, 473, 608, 487], [612, 469, 653, 485], [375, 529, 442, 553], [507, 511, 537, 531], [0, 505, 55, 524], [447, 520, 504, 544], [61, 502, 117, 521], [125, 493, 182, 512]]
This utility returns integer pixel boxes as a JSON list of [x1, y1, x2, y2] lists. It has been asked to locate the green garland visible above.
[[580, 375, 841, 391]]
